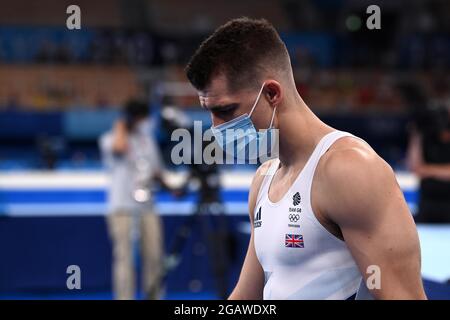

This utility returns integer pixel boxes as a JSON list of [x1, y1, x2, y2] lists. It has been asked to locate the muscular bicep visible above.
[[322, 149, 426, 299], [341, 178, 423, 299]]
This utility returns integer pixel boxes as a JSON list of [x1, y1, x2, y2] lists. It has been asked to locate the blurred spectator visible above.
[[99, 99, 173, 299], [405, 83, 450, 223]]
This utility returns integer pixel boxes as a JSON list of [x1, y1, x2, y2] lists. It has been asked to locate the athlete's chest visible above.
[[256, 176, 351, 271], [253, 189, 311, 267], [266, 163, 308, 203], [266, 164, 342, 241]]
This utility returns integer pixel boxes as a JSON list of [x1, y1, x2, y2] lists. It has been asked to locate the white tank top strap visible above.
[[256, 158, 280, 206], [303, 130, 355, 183], [256, 131, 355, 208], [296, 130, 355, 220]]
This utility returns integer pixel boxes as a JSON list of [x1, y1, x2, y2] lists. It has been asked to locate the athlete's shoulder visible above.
[[315, 135, 400, 227], [315, 134, 410, 238], [319, 135, 393, 180], [317, 136, 395, 200]]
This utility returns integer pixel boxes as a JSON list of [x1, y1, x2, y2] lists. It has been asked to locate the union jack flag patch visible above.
[[285, 234, 304, 248]]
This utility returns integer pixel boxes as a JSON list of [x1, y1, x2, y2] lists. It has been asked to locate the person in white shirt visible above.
[[99, 100, 170, 300]]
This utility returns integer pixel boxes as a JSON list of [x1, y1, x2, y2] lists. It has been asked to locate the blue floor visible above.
[[1, 277, 449, 300], [417, 224, 450, 283], [0, 291, 218, 300], [1, 281, 449, 300], [423, 279, 450, 300], [1, 224, 448, 300]]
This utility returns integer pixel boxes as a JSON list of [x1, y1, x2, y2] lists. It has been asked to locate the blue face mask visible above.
[[211, 83, 277, 162]]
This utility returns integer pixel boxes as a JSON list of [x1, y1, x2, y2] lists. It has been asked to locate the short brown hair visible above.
[[185, 17, 290, 92]]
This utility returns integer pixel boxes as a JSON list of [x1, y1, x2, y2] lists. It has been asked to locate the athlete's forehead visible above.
[[199, 95, 242, 116], [196, 73, 260, 114], [198, 74, 237, 111]]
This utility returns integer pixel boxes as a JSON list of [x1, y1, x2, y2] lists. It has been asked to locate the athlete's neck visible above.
[[277, 96, 334, 168]]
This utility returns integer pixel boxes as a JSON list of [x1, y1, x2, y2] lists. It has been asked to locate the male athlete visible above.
[[185, 18, 426, 300]]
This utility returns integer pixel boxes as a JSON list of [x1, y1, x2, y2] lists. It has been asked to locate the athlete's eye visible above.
[[210, 104, 239, 119]]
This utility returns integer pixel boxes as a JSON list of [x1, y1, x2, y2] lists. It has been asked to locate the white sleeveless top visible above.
[[254, 130, 373, 300]]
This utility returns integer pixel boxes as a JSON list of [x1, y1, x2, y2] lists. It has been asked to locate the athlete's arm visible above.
[[318, 141, 427, 300], [228, 161, 273, 300]]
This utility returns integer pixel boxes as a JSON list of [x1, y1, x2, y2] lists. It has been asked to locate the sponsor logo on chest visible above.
[[254, 207, 262, 228]]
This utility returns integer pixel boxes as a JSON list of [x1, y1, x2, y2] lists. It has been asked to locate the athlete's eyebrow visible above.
[[203, 103, 240, 112]]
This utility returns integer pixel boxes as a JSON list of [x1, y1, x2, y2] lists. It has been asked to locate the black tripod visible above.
[[162, 161, 234, 299]]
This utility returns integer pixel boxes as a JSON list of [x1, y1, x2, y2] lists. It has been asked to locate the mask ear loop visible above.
[[248, 83, 266, 117], [268, 105, 277, 129]]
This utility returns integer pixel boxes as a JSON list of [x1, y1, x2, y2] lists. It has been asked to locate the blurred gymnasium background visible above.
[[0, 0, 449, 299]]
